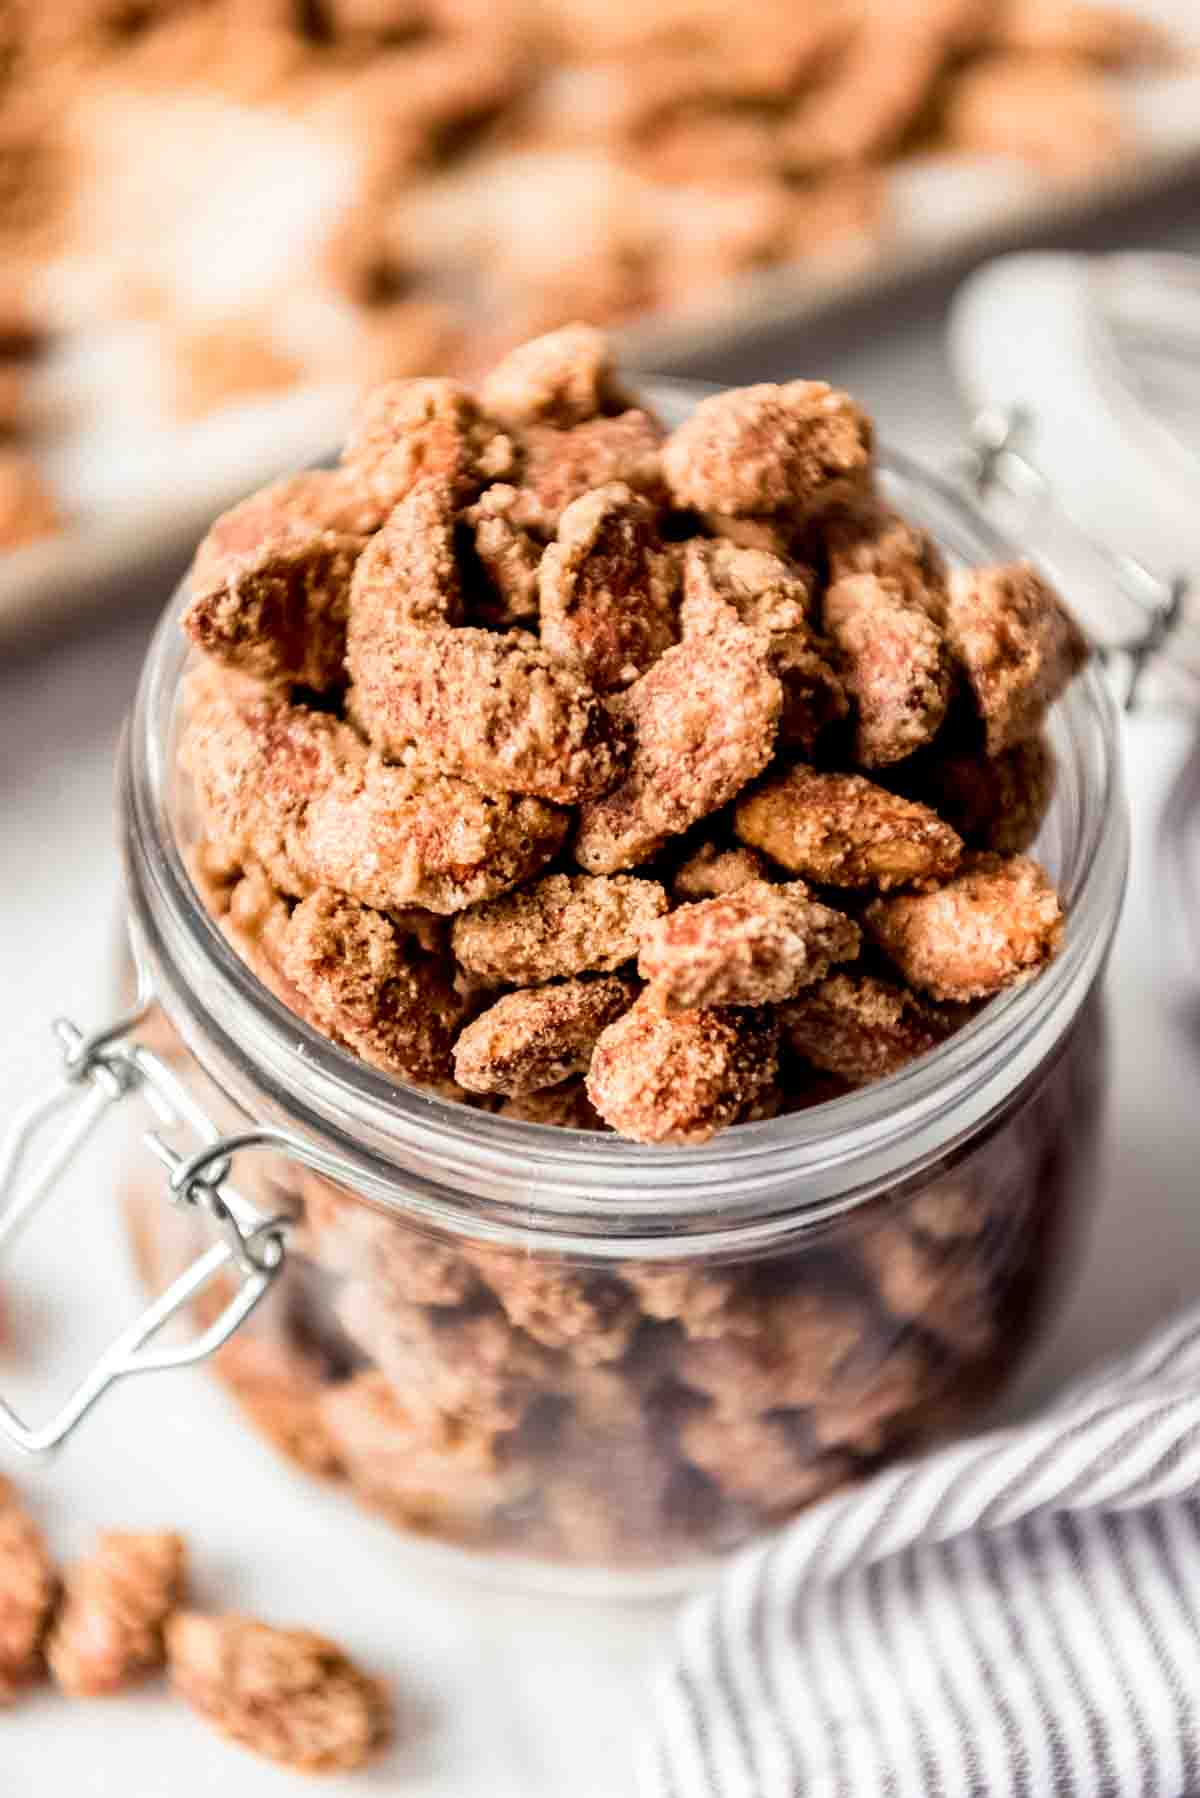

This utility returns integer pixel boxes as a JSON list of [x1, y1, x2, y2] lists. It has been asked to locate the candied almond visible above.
[[466, 1247, 639, 1362], [349, 623, 623, 803], [779, 20, 947, 169], [48, 1531, 185, 1699], [866, 852, 1064, 1000], [855, 1219, 998, 1355], [191, 470, 382, 587], [0, 449, 62, 550], [166, 1611, 388, 1774], [454, 974, 635, 1096], [623, 1264, 755, 1339], [498, 1077, 607, 1130], [341, 375, 513, 511], [586, 993, 778, 1144], [945, 561, 1088, 755], [318, 1373, 533, 1538], [780, 971, 952, 1085], [346, 476, 466, 639], [671, 841, 770, 902], [820, 497, 948, 619], [304, 756, 568, 915], [735, 764, 962, 890], [662, 380, 872, 518], [900, 733, 1055, 855], [680, 538, 813, 640], [682, 542, 845, 750], [639, 879, 861, 1010], [944, 55, 1130, 184], [184, 530, 362, 691], [281, 889, 465, 1086], [576, 624, 781, 872], [515, 409, 666, 533], [680, 1409, 854, 1515], [988, 0, 1174, 65], [0, 1476, 56, 1701], [479, 323, 635, 429], [675, 1287, 870, 1412], [214, 1336, 342, 1479], [179, 687, 362, 900], [464, 483, 543, 625], [823, 572, 953, 767], [182, 687, 567, 913], [452, 872, 667, 985], [538, 482, 678, 690]]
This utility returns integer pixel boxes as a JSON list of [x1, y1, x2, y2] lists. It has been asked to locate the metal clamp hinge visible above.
[[950, 407, 1192, 713], [0, 992, 295, 1455]]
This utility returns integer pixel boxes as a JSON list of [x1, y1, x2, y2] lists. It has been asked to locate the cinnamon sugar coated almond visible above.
[[177, 326, 1088, 1143], [166, 1611, 389, 1773], [48, 1531, 185, 1698]]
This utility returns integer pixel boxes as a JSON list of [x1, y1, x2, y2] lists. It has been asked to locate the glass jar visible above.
[[92, 421, 1127, 1594]]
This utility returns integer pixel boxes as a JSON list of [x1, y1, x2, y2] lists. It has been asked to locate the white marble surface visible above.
[[3, 264, 1200, 1790]]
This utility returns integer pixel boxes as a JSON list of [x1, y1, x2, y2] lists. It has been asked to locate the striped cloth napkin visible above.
[[644, 1306, 1200, 1798]]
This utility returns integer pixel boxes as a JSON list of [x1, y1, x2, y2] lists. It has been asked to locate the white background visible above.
[[2, 210, 1200, 1791]]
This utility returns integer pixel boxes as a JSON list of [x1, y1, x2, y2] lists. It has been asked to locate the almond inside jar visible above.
[[124, 325, 1107, 1573]]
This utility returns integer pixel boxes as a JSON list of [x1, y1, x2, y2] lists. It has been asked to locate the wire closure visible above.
[[949, 407, 1191, 713], [0, 1002, 298, 1454]]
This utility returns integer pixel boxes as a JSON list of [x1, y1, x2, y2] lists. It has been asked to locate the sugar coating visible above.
[[515, 409, 667, 532], [281, 889, 466, 1086], [866, 852, 1064, 1000], [346, 476, 465, 638], [668, 842, 765, 903], [681, 537, 845, 752], [166, 1611, 389, 1774], [639, 879, 861, 1009], [465, 1247, 640, 1361], [0, 1476, 56, 1701], [902, 733, 1055, 855], [946, 561, 1089, 755], [479, 322, 633, 428], [452, 872, 667, 985], [191, 470, 383, 587], [349, 622, 623, 803], [48, 1531, 186, 1698], [735, 763, 963, 889], [575, 623, 781, 871], [463, 483, 543, 625], [662, 380, 873, 517], [587, 994, 779, 1143], [821, 496, 948, 617], [823, 571, 952, 766], [184, 530, 363, 691], [780, 971, 952, 1085], [340, 375, 514, 510], [182, 687, 567, 914], [454, 974, 635, 1095], [498, 1078, 607, 1130], [538, 482, 678, 690]]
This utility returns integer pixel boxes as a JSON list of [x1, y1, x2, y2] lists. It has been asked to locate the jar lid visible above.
[[947, 251, 1198, 710]]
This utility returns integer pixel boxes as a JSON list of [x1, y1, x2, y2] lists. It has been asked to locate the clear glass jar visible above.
[[104, 420, 1127, 1593]]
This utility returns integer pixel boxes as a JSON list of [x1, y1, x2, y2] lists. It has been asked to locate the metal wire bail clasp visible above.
[[0, 991, 294, 1455]]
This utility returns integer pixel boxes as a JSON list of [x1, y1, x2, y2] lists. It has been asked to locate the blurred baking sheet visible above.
[[1, 28, 1198, 646]]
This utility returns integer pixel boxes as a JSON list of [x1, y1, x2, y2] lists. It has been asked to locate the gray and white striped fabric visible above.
[[644, 1307, 1200, 1798]]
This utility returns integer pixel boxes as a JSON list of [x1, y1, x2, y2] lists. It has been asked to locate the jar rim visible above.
[[120, 403, 1129, 1255]]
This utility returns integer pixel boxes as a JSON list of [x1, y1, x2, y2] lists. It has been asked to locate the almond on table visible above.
[[166, 1611, 389, 1774], [0, 1476, 56, 1702], [48, 1530, 186, 1698]]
